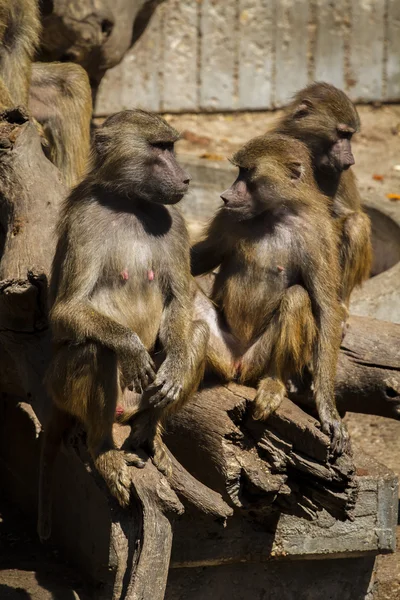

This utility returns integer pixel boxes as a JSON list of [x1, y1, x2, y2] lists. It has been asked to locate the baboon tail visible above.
[[37, 407, 72, 542]]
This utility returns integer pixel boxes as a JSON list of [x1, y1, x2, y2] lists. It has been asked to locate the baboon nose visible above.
[[220, 189, 231, 204], [183, 178, 191, 185]]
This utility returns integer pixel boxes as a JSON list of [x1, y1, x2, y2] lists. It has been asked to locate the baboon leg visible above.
[[0, 0, 40, 109], [84, 347, 145, 507], [37, 405, 73, 542], [46, 344, 145, 510], [193, 288, 238, 380], [240, 285, 317, 420], [126, 319, 209, 476]]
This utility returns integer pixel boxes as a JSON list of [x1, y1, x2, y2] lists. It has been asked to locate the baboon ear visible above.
[[288, 161, 304, 182], [293, 100, 313, 119]]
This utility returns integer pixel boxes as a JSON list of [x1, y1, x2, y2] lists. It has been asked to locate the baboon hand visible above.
[[145, 360, 183, 410], [319, 404, 350, 457], [120, 336, 156, 393]]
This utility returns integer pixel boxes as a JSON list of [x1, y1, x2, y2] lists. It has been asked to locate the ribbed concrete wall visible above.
[[95, 0, 400, 115]]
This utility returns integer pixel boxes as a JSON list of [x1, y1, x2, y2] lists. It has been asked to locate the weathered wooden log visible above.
[[165, 384, 358, 522]]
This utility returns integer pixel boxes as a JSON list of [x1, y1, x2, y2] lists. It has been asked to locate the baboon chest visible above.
[[214, 233, 299, 342], [92, 227, 177, 347]]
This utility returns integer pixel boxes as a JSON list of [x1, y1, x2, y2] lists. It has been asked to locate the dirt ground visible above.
[[166, 104, 400, 201], [1, 106, 400, 598]]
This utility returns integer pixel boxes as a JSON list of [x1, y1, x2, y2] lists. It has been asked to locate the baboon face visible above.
[[314, 123, 355, 172], [221, 134, 312, 220], [93, 109, 191, 204], [143, 140, 191, 205], [279, 82, 360, 174]]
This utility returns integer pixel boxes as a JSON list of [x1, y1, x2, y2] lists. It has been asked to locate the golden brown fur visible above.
[[192, 133, 347, 454], [38, 110, 208, 541], [29, 62, 92, 187], [275, 82, 372, 307], [0, 1, 92, 187], [0, 0, 40, 110]]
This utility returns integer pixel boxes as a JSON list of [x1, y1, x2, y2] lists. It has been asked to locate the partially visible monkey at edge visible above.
[[191, 133, 348, 455], [29, 62, 92, 187], [0, 0, 40, 110], [38, 110, 209, 541], [274, 82, 372, 311], [0, 0, 92, 188]]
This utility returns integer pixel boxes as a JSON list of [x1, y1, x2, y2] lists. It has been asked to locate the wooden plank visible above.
[[274, 0, 310, 107], [161, 0, 198, 112], [348, 0, 385, 101], [238, 0, 275, 110], [386, 0, 400, 100], [95, 5, 163, 115], [199, 0, 237, 111], [314, 0, 346, 90]]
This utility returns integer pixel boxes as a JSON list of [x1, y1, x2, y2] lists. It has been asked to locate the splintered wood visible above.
[[166, 383, 357, 522]]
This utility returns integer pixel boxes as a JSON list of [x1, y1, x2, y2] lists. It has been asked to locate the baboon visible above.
[[191, 133, 347, 454], [38, 110, 209, 540], [29, 62, 92, 187], [275, 82, 372, 308], [0, 1, 92, 187], [0, 0, 40, 109]]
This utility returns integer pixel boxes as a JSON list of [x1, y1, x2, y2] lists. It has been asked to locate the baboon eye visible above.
[[337, 130, 353, 140], [337, 124, 354, 140], [239, 166, 252, 178], [153, 142, 174, 152]]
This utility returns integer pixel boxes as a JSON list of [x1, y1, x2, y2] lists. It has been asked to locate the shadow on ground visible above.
[[0, 494, 90, 600]]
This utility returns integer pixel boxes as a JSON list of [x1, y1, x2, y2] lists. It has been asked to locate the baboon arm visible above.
[[51, 239, 134, 350], [191, 211, 228, 276], [301, 254, 341, 412], [52, 301, 136, 351], [338, 210, 372, 304], [158, 282, 191, 356]]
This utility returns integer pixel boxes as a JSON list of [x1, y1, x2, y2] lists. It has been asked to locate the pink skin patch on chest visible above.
[[121, 269, 129, 281], [148, 269, 155, 281], [277, 265, 285, 272]]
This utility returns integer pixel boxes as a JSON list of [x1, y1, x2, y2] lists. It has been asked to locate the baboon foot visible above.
[[94, 449, 145, 508], [252, 379, 285, 421]]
